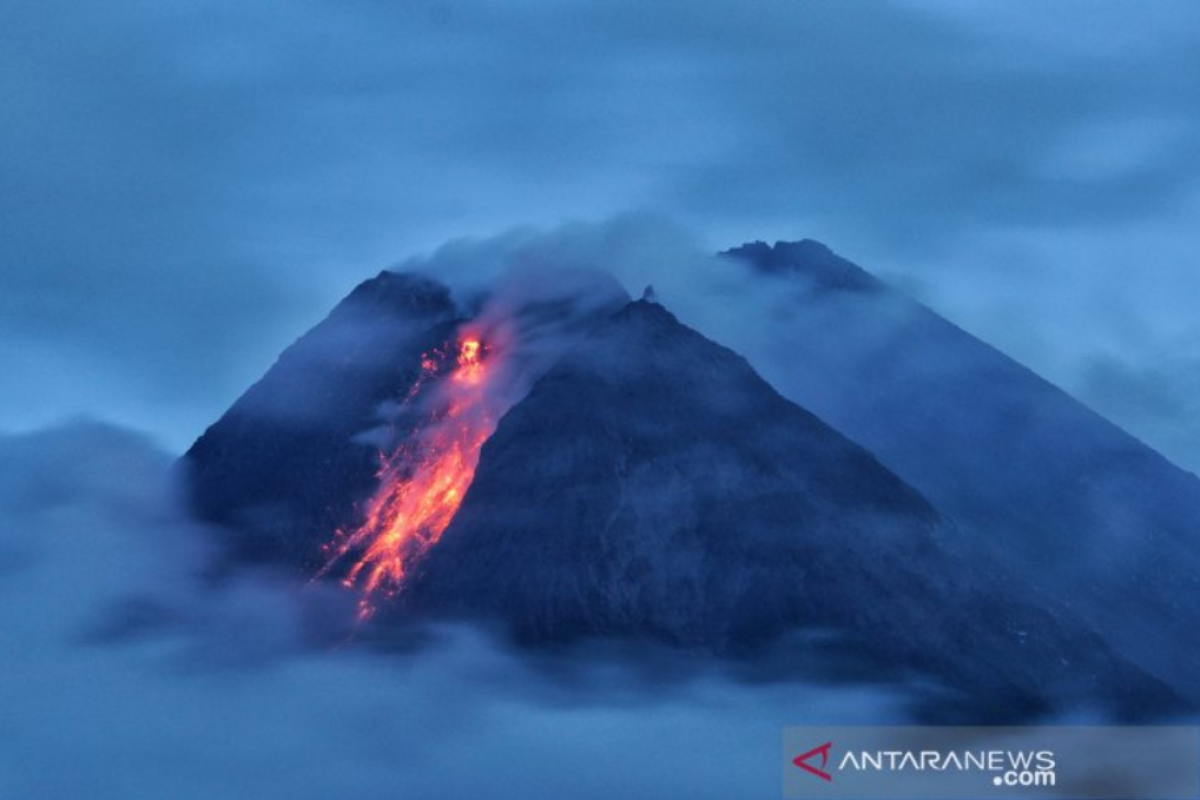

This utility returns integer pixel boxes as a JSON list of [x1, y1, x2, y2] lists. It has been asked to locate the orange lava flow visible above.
[[318, 335, 496, 620]]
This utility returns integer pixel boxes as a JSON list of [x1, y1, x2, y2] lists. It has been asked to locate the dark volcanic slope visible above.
[[408, 300, 1174, 714], [411, 300, 941, 644], [723, 240, 1200, 700], [184, 272, 459, 567]]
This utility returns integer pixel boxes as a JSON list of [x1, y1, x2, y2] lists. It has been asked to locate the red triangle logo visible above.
[[793, 741, 833, 782]]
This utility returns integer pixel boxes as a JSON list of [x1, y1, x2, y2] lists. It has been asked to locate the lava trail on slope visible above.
[[317, 330, 504, 620]]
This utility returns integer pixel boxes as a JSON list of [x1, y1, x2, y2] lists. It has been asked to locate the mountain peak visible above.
[[723, 239, 881, 293], [616, 295, 681, 324]]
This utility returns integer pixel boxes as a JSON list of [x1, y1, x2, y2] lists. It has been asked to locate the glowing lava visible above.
[[318, 334, 498, 620]]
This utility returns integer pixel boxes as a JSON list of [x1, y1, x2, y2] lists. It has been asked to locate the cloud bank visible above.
[[0, 422, 908, 798]]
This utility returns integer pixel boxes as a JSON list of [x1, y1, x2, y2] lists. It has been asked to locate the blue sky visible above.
[[2, 0, 1199, 469]]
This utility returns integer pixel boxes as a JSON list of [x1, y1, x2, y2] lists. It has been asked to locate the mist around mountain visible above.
[[4, 422, 903, 800]]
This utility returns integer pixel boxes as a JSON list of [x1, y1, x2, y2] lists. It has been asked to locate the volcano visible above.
[[182, 243, 1191, 717]]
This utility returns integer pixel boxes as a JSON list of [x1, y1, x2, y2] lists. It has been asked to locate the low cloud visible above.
[[0, 421, 908, 798]]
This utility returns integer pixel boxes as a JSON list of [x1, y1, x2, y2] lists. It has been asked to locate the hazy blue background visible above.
[[3, 0, 1199, 468]]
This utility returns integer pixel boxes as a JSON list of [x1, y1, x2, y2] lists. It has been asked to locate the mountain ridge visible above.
[[722, 239, 1200, 701]]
